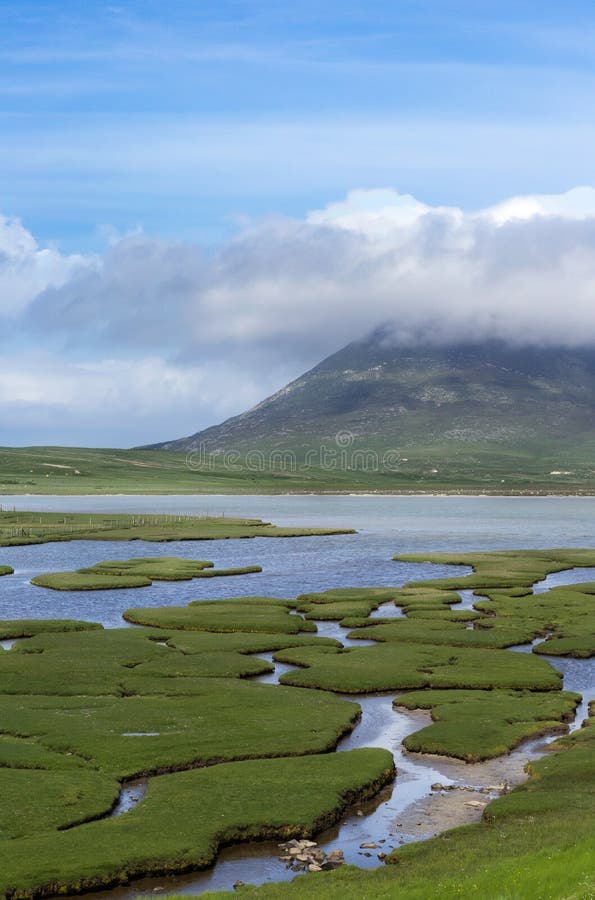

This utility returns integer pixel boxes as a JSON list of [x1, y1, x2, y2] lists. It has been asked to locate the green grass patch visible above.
[[347, 618, 536, 649], [390, 587, 464, 616], [0, 564, 13, 575], [292, 588, 406, 623], [391, 550, 595, 657], [0, 681, 361, 780], [0, 768, 120, 839], [395, 688, 579, 760], [474, 585, 595, 658], [0, 510, 354, 547], [0, 627, 341, 696], [82, 556, 260, 581], [277, 642, 561, 693], [161, 631, 341, 655], [31, 557, 262, 591], [124, 597, 317, 634], [0, 748, 394, 898], [0, 734, 99, 772], [404, 609, 484, 622], [533, 633, 595, 658], [0, 619, 102, 640], [31, 572, 153, 590], [395, 548, 595, 591]]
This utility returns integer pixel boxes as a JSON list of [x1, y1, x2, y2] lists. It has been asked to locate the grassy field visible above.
[[0, 509, 353, 548], [1, 444, 594, 494]]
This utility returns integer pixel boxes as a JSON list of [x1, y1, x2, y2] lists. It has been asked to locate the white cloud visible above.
[[0, 354, 269, 446], [4, 185, 595, 444], [307, 188, 463, 242], [481, 185, 595, 224], [15, 187, 595, 359], [0, 215, 91, 317]]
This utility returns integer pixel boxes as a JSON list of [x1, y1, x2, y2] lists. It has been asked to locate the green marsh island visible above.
[[0, 519, 593, 899]]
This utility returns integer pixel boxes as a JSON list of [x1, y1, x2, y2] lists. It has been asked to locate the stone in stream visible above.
[[360, 842, 380, 849], [277, 838, 344, 873]]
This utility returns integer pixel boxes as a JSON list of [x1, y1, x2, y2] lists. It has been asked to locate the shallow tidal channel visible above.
[[94, 589, 594, 898], [0, 495, 594, 897]]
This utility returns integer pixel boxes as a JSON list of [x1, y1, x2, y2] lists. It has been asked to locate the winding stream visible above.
[[98, 600, 594, 899]]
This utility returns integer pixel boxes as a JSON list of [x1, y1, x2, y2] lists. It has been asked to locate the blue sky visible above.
[[3, 0, 595, 249], [2, 1, 595, 445]]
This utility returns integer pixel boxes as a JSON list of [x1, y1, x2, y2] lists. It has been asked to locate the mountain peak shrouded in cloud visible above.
[[147, 334, 595, 474], [2, 186, 595, 445]]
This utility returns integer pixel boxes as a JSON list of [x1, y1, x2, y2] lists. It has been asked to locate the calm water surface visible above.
[[1, 495, 594, 626]]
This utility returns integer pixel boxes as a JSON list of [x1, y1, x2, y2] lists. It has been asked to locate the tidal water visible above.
[[1, 494, 594, 626], [0, 495, 593, 897]]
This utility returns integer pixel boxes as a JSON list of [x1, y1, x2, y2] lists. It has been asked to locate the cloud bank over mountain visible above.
[[3, 186, 595, 444]]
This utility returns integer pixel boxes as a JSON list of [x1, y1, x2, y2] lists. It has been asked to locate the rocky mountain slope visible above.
[[147, 334, 595, 484]]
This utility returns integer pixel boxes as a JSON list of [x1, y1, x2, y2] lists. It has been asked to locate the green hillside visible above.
[[2, 337, 594, 495], [0, 442, 593, 494], [146, 337, 595, 493]]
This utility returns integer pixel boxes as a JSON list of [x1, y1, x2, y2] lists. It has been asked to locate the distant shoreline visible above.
[[2, 490, 595, 499]]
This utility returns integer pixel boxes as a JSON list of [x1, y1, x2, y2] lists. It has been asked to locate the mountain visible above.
[[147, 334, 595, 489]]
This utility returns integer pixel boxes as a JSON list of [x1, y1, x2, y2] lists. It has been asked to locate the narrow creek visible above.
[[97, 593, 594, 899], [110, 780, 149, 817]]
